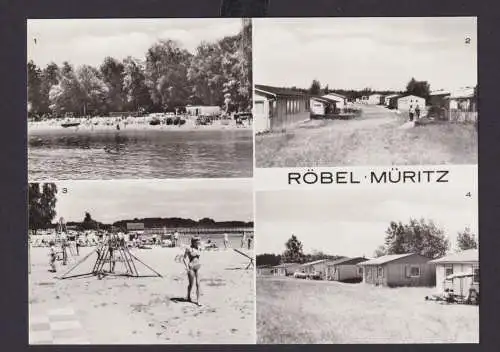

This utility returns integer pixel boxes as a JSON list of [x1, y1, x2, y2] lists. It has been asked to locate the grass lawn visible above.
[[257, 277, 479, 344], [255, 107, 477, 167]]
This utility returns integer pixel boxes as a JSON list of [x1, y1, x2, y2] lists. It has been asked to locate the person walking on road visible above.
[[408, 105, 415, 122], [415, 104, 421, 120]]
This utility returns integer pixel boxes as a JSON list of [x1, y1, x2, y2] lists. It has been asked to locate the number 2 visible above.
[[465, 37, 471, 44]]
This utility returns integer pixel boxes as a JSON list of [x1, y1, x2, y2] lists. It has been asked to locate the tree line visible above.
[[28, 183, 253, 234], [256, 218, 478, 267], [27, 20, 252, 118], [302, 77, 432, 101]]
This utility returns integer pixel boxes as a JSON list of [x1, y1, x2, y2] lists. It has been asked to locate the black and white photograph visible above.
[[28, 179, 255, 344], [27, 18, 253, 180], [253, 17, 478, 167], [255, 185, 479, 343]]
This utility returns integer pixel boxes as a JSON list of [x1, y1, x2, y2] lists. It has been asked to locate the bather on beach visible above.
[[183, 236, 202, 306]]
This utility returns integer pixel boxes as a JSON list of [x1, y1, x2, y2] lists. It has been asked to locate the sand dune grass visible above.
[[257, 277, 478, 344]]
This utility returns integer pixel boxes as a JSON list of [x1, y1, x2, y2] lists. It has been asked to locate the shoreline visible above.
[[28, 119, 252, 134]]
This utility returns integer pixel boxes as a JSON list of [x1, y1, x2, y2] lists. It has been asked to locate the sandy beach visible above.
[[29, 246, 255, 344], [28, 117, 252, 134]]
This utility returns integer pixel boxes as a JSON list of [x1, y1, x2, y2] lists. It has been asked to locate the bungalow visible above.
[[322, 92, 347, 110], [256, 265, 274, 276], [254, 84, 310, 133], [299, 259, 330, 279], [430, 249, 479, 296], [310, 96, 338, 118], [397, 95, 426, 111], [185, 105, 221, 117], [367, 94, 383, 105], [446, 87, 476, 112], [272, 263, 301, 276], [384, 94, 400, 106], [326, 257, 368, 282], [386, 95, 400, 109], [429, 90, 451, 109], [358, 253, 435, 287]]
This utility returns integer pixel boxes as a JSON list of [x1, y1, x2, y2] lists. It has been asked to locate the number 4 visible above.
[[466, 192, 472, 197]]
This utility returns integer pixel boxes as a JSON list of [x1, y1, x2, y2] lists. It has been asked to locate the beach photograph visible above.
[[27, 18, 253, 180], [253, 17, 477, 167], [28, 179, 255, 344], [255, 185, 479, 344]]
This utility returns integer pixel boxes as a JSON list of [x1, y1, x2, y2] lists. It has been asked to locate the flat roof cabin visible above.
[[430, 249, 479, 296], [358, 253, 435, 287], [254, 84, 310, 133], [327, 257, 368, 282]]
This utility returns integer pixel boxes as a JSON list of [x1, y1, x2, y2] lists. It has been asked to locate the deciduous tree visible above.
[[29, 183, 58, 235], [382, 218, 449, 259], [456, 227, 478, 250], [406, 77, 431, 100], [282, 234, 305, 263]]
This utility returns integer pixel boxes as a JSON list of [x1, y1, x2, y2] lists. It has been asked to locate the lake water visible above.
[[29, 129, 253, 180]]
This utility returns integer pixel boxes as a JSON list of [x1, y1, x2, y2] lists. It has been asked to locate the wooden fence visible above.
[[448, 109, 478, 123]]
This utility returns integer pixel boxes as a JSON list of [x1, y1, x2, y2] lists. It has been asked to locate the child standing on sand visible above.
[[223, 233, 229, 249], [49, 241, 57, 272], [241, 232, 247, 248]]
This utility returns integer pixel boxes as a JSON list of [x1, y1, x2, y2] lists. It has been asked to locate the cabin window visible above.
[[254, 101, 264, 115], [445, 265, 453, 277], [409, 266, 420, 277], [473, 268, 479, 283], [377, 267, 383, 277]]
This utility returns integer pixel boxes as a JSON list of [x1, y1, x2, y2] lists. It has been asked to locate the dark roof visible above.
[[255, 84, 308, 97], [327, 257, 369, 266]]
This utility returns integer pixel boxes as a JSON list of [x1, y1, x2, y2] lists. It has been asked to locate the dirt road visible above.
[[256, 104, 477, 167]]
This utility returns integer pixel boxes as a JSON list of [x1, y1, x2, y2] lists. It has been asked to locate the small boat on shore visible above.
[[149, 118, 161, 126], [61, 122, 81, 128]]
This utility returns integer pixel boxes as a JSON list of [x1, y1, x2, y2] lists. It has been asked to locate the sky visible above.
[[256, 186, 478, 257], [51, 179, 253, 224], [27, 18, 242, 67], [253, 17, 477, 91]]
